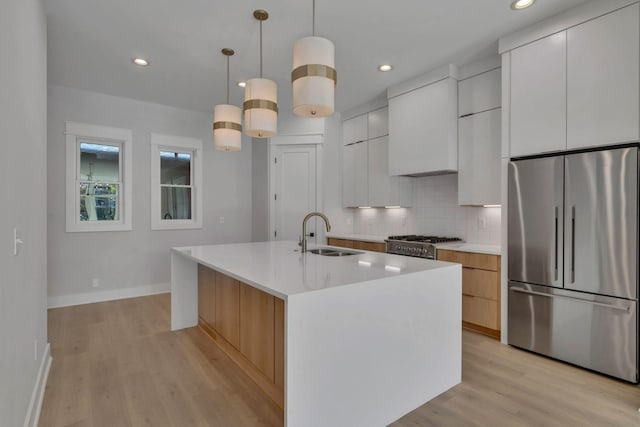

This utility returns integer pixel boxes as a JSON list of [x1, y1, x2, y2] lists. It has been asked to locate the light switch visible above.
[[13, 228, 23, 256]]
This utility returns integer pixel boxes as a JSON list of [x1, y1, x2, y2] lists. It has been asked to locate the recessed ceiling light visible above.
[[132, 58, 149, 66], [378, 64, 392, 72], [237, 81, 246, 88], [511, 0, 535, 10]]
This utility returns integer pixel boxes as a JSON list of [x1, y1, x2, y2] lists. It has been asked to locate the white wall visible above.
[[354, 174, 501, 245], [47, 85, 253, 304], [252, 139, 270, 241], [0, 0, 48, 425]]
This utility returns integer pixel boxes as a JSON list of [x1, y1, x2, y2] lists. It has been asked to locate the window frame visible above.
[[65, 121, 133, 232], [150, 133, 203, 230]]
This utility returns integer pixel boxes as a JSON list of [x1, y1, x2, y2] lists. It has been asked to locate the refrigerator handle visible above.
[[570, 206, 576, 283], [511, 287, 631, 312], [554, 206, 559, 281]]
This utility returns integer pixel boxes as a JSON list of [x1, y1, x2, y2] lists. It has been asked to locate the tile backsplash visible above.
[[353, 174, 501, 245]]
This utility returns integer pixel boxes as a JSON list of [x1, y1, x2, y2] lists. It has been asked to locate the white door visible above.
[[272, 144, 318, 243]]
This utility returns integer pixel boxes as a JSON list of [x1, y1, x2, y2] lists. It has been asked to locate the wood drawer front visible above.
[[353, 240, 386, 253], [327, 238, 354, 248], [462, 295, 498, 330], [438, 249, 498, 271], [462, 268, 498, 300]]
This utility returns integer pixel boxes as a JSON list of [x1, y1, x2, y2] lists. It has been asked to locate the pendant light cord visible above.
[[312, 0, 316, 36], [226, 55, 230, 104], [260, 20, 263, 78]]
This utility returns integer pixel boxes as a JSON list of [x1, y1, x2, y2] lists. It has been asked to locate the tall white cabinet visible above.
[[457, 65, 502, 206], [342, 107, 412, 208], [504, 3, 640, 158], [567, 3, 640, 149], [510, 32, 567, 157]]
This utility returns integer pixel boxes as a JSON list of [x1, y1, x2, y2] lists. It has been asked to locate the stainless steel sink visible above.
[[309, 248, 362, 257]]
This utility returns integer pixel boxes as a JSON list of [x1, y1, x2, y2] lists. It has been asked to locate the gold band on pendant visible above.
[[243, 99, 279, 113], [213, 121, 242, 132], [291, 64, 337, 85]]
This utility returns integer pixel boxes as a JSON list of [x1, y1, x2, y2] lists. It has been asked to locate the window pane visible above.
[[161, 187, 192, 220], [160, 151, 191, 185], [80, 142, 120, 182], [80, 183, 119, 221]]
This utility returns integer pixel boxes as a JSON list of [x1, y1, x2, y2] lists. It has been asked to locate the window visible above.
[[65, 121, 133, 232], [151, 133, 203, 230]]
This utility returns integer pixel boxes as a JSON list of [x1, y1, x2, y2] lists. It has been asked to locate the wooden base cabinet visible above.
[[438, 249, 501, 339], [327, 237, 386, 253], [197, 266, 285, 409]]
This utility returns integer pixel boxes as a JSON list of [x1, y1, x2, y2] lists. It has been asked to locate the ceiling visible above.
[[44, 0, 591, 115]]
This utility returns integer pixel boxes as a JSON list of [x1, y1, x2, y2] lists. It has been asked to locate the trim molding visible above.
[[24, 343, 52, 427], [47, 282, 170, 308]]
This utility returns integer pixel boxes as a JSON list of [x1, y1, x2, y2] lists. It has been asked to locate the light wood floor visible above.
[[40, 294, 640, 427]]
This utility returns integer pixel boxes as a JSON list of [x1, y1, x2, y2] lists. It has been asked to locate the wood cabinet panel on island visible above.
[[240, 283, 276, 382], [197, 264, 215, 327], [215, 271, 240, 349], [197, 266, 285, 408], [438, 249, 501, 338]]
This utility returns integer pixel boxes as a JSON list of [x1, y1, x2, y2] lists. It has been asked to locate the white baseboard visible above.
[[47, 282, 170, 308], [24, 343, 52, 427]]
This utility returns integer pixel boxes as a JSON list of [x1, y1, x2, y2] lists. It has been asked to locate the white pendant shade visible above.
[[213, 104, 242, 151], [292, 36, 336, 117], [244, 78, 278, 138]]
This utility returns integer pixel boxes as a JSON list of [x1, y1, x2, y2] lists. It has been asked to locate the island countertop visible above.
[[172, 240, 457, 300]]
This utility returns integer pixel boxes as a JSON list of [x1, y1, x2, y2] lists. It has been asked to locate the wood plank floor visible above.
[[40, 293, 640, 427]]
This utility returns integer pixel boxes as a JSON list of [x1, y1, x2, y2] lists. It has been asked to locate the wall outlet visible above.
[[478, 217, 487, 231], [219, 216, 225, 224], [92, 278, 100, 288], [346, 217, 353, 225]]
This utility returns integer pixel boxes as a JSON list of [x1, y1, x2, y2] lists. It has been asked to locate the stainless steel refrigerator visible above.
[[508, 146, 638, 382]]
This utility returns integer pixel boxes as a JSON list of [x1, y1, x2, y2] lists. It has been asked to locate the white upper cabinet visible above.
[[342, 141, 369, 207], [388, 75, 458, 176], [368, 136, 412, 208], [567, 4, 640, 149], [458, 68, 501, 116], [510, 32, 567, 157], [342, 143, 356, 207], [458, 109, 502, 206], [367, 107, 389, 140], [353, 142, 369, 207], [342, 114, 368, 146]]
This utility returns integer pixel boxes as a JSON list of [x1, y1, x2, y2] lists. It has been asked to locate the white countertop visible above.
[[325, 233, 387, 243], [172, 240, 457, 299], [436, 243, 502, 256]]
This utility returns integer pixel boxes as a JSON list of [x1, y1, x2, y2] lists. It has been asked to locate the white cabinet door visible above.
[[389, 78, 458, 176], [567, 4, 640, 149], [510, 32, 567, 157], [367, 107, 389, 140], [368, 136, 389, 208], [353, 142, 369, 207], [458, 109, 501, 206], [342, 144, 356, 207], [368, 136, 412, 207], [458, 68, 501, 117], [343, 114, 368, 146]]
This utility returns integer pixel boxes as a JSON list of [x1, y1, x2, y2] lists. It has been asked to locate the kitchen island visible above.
[[171, 240, 461, 427]]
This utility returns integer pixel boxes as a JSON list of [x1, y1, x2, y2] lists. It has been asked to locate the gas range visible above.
[[385, 235, 462, 259]]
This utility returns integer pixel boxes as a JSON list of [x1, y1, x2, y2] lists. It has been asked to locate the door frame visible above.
[[269, 134, 324, 242]]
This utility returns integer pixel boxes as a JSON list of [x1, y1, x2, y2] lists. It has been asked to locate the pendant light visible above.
[[213, 48, 242, 151], [291, 0, 336, 117], [244, 10, 278, 138]]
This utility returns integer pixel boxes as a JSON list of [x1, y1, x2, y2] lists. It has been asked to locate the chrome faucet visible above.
[[300, 212, 332, 253]]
